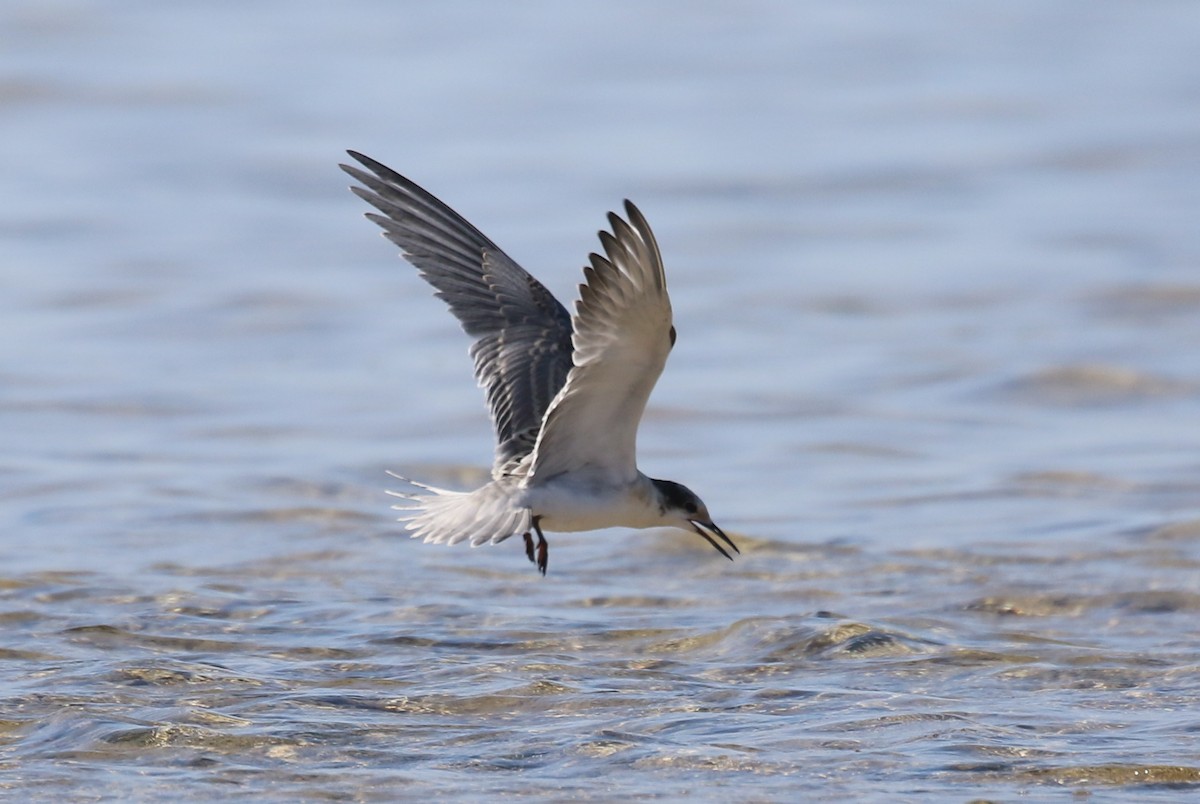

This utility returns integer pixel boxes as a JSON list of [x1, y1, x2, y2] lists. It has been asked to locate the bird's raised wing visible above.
[[341, 152, 574, 473], [528, 201, 674, 485]]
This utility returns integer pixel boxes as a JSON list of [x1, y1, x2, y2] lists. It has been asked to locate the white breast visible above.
[[522, 472, 661, 533]]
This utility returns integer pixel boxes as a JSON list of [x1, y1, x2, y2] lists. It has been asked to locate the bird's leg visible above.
[[532, 516, 548, 576], [523, 531, 536, 565]]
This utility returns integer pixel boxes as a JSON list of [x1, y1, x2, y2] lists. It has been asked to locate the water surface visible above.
[[2, 1, 1200, 800]]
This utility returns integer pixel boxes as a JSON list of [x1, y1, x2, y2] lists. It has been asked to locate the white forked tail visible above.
[[385, 471, 532, 547]]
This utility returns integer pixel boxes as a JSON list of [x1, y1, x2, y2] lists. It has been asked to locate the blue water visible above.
[[3, 1, 1200, 799]]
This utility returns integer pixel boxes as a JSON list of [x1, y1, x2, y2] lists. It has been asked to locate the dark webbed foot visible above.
[[523, 517, 549, 576], [534, 517, 548, 575]]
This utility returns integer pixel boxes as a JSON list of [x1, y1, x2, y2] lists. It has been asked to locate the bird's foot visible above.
[[535, 534, 548, 576], [522, 517, 548, 576], [522, 531, 549, 575]]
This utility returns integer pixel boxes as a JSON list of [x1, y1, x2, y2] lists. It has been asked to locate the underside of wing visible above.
[[528, 201, 674, 484], [341, 152, 573, 471]]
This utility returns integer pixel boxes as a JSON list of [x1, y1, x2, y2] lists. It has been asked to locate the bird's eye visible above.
[[685, 502, 698, 514]]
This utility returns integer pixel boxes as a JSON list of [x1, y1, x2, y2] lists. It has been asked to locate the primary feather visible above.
[[341, 151, 573, 475]]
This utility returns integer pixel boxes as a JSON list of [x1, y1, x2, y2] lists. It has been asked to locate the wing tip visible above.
[[592, 197, 665, 291]]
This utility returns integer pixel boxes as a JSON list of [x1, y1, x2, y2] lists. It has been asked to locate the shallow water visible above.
[[3, 1, 1200, 800]]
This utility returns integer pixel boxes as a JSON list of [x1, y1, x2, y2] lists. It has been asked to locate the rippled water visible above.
[[3, 1, 1200, 799]]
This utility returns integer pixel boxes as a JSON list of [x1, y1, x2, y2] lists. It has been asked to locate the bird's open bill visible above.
[[691, 521, 739, 561]]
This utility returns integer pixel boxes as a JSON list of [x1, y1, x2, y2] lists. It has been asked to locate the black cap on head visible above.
[[651, 478, 700, 515]]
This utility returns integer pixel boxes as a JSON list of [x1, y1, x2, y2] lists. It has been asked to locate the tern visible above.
[[341, 151, 737, 575]]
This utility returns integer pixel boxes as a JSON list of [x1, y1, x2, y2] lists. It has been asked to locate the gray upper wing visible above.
[[340, 151, 573, 473]]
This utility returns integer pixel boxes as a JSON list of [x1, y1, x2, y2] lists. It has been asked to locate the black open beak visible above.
[[690, 520, 740, 561]]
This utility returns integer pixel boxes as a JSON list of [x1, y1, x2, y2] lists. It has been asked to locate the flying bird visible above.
[[341, 151, 736, 575]]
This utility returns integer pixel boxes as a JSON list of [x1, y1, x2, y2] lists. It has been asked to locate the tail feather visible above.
[[386, 472, 531, 547]]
